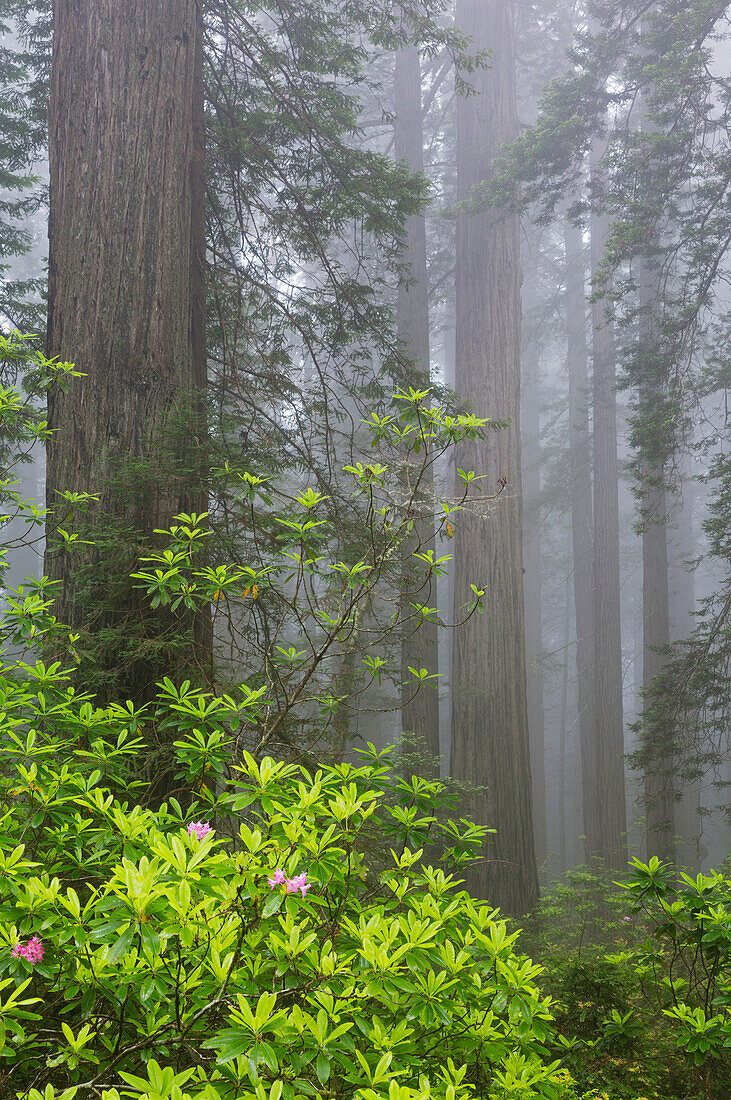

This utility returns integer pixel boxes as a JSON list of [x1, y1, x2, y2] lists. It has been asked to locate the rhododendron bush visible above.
[[0, 340, 566, 1099], [0, 686, 566, 1100]]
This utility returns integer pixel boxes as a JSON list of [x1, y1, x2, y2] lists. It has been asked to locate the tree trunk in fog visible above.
[[46, 0, 210, 702], [558, 573, 571, 871], [394, 45, 440, 775], [451, 0, 538, 914], [564, 219, 599, 865], [641, 473, 674, 861], [590, 189, 628, 872], [521, 271, 546, 867], [522, 379, 546, 869], [637, 78, 675, 863], [670, 472, 701, 869]]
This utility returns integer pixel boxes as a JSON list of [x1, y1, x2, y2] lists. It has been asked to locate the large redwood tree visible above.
[[451, 0, 538, 914], [46, 0, 209, 699]]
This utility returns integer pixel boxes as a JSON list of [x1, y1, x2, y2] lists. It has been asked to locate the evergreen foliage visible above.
[[0, 5, 44, 330]]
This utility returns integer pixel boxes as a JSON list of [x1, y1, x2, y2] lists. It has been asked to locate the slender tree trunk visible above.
[[589, 177, 628, 871], [394, 45, 439, 774], [451, 0, 538, 914], [564, 219, 599, 865], [631, 600, 645, 855], [46, 0, 210, 703], [670, 471, 701, 870], [641, 473, 674, 861], [522, 385, 546, 868], [637, 62, 675, 863], [559, 573, 571, 871], [439, 323, 456, 775], [521, 271, 546, 867]]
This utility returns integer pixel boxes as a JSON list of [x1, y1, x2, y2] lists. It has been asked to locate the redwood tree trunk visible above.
[[46, 0, 209, 701], [670, 471, 700, 869], [564, 219, 598, 865], [394, 44, 440, 774], [522, 379, 546, 869], [637, 65, 675, 862], [521, 269, 546, 867], [590, 187, 628, 871], [451, 0, 538, 914], [642, 477, 674, 860]]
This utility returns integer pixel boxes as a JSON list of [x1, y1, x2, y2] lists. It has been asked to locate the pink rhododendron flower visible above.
[[12, 936, 44, 965], [285, 872, 310, 897], [187, 821, 213, 841], [268, 868, 310, 897]]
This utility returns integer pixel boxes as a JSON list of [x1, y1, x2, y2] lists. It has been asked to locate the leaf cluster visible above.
[[0, 708, 565, 1100]]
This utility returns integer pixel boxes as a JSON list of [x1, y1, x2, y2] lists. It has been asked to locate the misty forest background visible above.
[[1, 0, 731, 916]]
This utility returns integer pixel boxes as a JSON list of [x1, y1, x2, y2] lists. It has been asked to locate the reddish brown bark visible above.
[[46, 0, 209, 700]]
